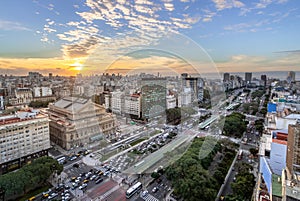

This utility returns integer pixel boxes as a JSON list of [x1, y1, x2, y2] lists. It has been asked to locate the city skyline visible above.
[[0, 0, 300, 75]]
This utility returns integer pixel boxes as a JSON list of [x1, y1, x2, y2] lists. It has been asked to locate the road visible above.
[[123, 132, 195, 174]]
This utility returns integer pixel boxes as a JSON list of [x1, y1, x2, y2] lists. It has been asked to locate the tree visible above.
[[249, 148, 258, 157], [223, 112, 247, 138], [166, 107, 181, 125], [0, 156, 63, 200], [231, 173, 255, 200]]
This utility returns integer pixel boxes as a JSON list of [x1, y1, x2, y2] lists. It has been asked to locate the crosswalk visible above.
[[140, 193, 159, 201]]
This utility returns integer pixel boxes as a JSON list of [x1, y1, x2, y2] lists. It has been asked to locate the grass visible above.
[[100, 149, 120, 161], [18, 184, 51, 201], [129, 138, 147, 146], [150, 130, 161, 137]]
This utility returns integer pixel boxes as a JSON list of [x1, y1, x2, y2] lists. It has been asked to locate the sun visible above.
[[70, 61, 84, 71]]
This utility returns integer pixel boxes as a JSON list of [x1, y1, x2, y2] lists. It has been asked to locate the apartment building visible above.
[[0, 111, 50, 175], [124, 94, 141, 119]]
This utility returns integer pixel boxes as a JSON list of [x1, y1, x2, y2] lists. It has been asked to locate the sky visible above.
[[0, 0, 300, 76]]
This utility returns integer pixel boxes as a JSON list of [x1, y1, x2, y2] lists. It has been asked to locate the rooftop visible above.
[[271, 174, 282, 197], [0, 111, 47, 126]]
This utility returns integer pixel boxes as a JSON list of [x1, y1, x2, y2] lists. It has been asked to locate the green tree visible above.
[[231, 173, 255, 200], [0, 156, 63, 200]]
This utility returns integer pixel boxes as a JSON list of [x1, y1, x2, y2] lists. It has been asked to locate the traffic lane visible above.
[[87, 179, 117, 199], [146, 176, 171, 200], [64, 162, 92, 178], [104, 187, 126, 201]]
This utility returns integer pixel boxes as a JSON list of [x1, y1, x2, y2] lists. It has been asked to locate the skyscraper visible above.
[[141, 78, 166, 120], [287, 71, 296, 82], [223, 73, 230, 82], [261, 74, 267, 86], [245, 72, 252, 83], [287, 123, 300, 176]]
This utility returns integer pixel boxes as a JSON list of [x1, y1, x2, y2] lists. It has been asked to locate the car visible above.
[[64, 184, 70, 190], [69, 155, 77, 161], [152, 187, 158, 193], [71, 177, 76, 182], [142, 190, 148, 197], [94, 175, 100, 181], [90, 175, 97, 180], [43, 189, 52, 196], [73, 163, 79, 168], [83, 179, 89, 183], [79, 183, 87, 190], [95, 178, 103, 184], [48, 192, 58, 200]]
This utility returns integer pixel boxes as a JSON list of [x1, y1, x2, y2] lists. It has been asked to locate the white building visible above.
[[0, 111, 50, 174], [124, 94, 141, 118], [33, 87, 52, 97], [166, 95, 177, 109], [111, 91, 124, 115], [180, 87, 192, 106]]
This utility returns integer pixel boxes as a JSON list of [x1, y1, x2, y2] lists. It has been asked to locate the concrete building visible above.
[[141, 78, 167, 120], [287, 71, 296, 83], [245, 72, 252, 83], [124, 94, 141, 119], [33, 87, 52, 97], [0, 110, 50, 175], [223, 73, 230, 82], [287, 123, 300, 176], [9, 88, 33, 106], [48, 97, 117, 150], [166, 95, 177, 109], [111, 91, 125, 115]]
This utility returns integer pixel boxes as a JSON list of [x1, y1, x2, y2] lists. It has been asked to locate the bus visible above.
[[238, 150, 243, 160], [126, 182, 142, 198], [57, 156, 66, 164]]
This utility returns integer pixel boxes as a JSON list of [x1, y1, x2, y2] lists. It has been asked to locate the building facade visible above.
[[245, 72, 252, 83], [141, 78, 166, 120], [9, 88, 33, 106], [287, 123, 300, 175], [48, 97, 117, 150], [0, 111, 50, 175], [111, 91, 124, 115], [124, 94, 141, 119]]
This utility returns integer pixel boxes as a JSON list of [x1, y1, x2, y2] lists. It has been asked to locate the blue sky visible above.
[[0, 0, 300, 75]]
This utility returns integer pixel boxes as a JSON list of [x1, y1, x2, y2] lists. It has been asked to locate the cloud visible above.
[[254, 0, 288, 9], [274, 50, 300, 54], [216, 52, 300, 73], [0, 20, 31, 31], [224, 19, 270, 32], [212, 0, 245, 11], [52, 0, 202, 60]]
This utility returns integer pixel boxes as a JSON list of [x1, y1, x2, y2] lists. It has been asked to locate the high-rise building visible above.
[[124, 94, 141, 119], [0, 111, 50, 175], [223, 73, 230, 82], [111, 91, 124, 115], [141, 78, 166, 120], [261, 74, 267, 86], [181, 74, 204, 102], [287, 71, 296, 82], [245, 72, 252, 83], [287, 123, 300, 176]]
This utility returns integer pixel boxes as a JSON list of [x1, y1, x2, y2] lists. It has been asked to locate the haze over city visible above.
[[0, 0, 300, 76]]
